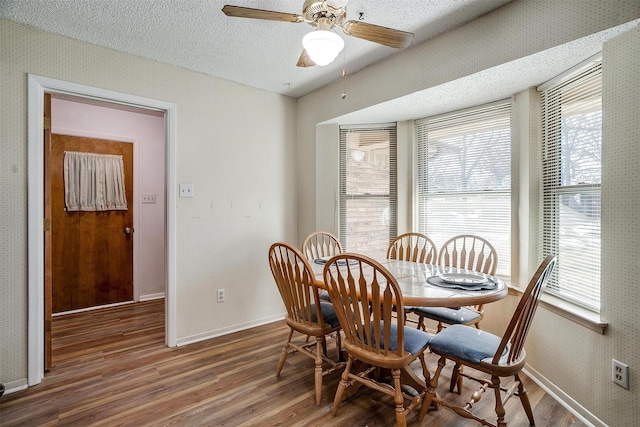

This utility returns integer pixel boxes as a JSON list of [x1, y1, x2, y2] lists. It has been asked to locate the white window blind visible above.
[[540, 57, 602, 312], [339, 124, 397, 260], [416, 101, 511, 277]]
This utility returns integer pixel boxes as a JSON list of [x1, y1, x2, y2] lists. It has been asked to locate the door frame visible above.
[[27, 74, 178, 385]]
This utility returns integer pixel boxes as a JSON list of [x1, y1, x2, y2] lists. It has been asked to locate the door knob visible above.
[[124, 227, 133, 234]]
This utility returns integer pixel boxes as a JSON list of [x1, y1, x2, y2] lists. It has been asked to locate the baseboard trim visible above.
[[139, 293, 165, 302], [1, 378, 28, 396], [523, 364, 606, 427], [176, 313, 285, 347], [52, 300, 135, 316]]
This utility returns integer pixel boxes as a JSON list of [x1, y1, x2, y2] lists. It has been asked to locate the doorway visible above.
[[27, 74, 178, 386]]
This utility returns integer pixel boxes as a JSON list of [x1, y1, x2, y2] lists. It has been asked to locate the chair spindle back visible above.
[[387, 232, 437, 264], [301, 231, 343, 262], [439, 235, 498, 275], [493, 255, 556, 365], [324, 254, 409, 362], [268, 242, 326, 328]]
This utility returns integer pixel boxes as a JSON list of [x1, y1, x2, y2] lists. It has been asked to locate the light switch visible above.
[[141, 193, 156, 204], [179, 183, 194, 198]]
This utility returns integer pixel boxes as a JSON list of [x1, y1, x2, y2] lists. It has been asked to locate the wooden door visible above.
[[50, 134, 134, 313]]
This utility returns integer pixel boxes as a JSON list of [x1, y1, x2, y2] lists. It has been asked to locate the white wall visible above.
[[0, 19, 296, 390], [297, 2, 640, 426], [51, 97, 166, 300], [521, 25, 640, 426]]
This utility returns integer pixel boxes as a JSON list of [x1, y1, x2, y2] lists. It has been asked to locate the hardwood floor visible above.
[[0, 300, 587, 426]]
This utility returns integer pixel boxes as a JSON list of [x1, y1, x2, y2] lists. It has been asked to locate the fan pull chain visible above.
[[341, 53, 348, 100]]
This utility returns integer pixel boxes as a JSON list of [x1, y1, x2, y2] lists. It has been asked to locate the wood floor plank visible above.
[[0, 300, 588, 426]]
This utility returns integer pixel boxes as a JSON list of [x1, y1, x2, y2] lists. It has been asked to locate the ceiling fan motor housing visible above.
[[302, 0, 346, 28]]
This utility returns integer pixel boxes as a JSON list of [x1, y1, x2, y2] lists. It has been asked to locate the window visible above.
[[339, 124, 397, 259], [416, 101, 512, 277], [540, 57, 602, 312]]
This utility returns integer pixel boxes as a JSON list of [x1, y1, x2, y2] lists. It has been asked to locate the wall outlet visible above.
[[612, 359, 629, 389], [216, 289, 225, 303], [179, 183, 194, 198]]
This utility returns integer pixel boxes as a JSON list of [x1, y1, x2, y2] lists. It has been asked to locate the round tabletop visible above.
[[312, 258, 507, 308]]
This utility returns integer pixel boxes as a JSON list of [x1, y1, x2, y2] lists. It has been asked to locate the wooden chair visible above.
[[420, 256, 557, 427], [323, 253, 432, 427], [267, 242, 344, 405], [302, 231, 343, 301], [412, 234, 498, 333], [412, 234, 498, 393], [387, 232, 437, 325], [301, 231, 343, 262], [387, 232, 437, 263]]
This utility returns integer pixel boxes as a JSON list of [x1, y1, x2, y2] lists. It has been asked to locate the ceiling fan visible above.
[[222, 0, 414, 67]]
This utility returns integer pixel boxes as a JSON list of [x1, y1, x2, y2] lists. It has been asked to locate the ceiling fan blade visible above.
[[341, 21, 414, 49], [222, 5, 303, 23], [297, 49, 316, 67]]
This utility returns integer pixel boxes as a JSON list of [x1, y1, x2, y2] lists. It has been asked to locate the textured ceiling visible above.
[[0, 0, 513, 98], [329, 25, 636, 125]]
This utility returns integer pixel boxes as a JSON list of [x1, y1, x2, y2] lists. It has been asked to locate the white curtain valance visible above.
[[64, 151, 128, 211]]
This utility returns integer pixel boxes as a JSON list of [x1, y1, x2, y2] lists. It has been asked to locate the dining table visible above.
[[310, 257, 508, 309], [310, 256, 508, 400]]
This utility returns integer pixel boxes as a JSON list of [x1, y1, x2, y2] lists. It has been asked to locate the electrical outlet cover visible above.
[[612, 359, 629, 389], [179, 183, 194, 198]]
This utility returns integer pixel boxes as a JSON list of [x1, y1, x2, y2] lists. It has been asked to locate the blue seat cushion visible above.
[[411, 306, 481, 325], [319, 290, 331, 301], [428, 324, 505, 365], [308, 302, 341, 329], [369, 321, 432, 356]]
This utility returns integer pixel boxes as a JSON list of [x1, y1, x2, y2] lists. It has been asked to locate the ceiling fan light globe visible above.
[[302, 30, 344, 66]]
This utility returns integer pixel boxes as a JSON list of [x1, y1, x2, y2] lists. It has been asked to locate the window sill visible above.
[[507, 287, 608, 334]]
